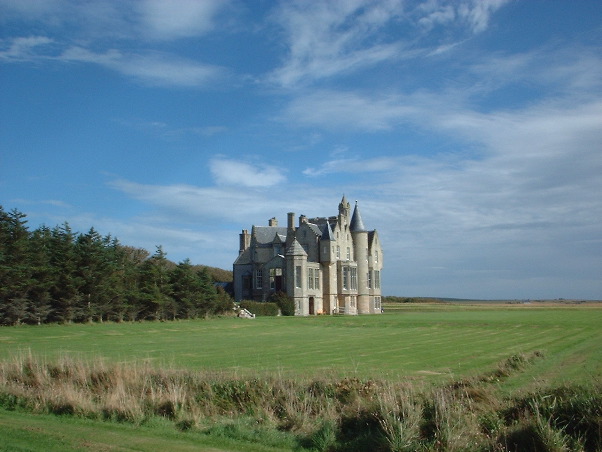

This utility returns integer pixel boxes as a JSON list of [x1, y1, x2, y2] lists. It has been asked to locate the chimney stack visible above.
[[239, 229, 250, 255]]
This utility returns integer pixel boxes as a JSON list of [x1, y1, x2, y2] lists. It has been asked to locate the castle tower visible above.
[[286, 238, 308, 316], [338, 195, 351, 221], [350, 201, 370, 314]]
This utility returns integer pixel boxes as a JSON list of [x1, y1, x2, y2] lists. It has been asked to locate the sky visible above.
[[1, 0, 601, 300]]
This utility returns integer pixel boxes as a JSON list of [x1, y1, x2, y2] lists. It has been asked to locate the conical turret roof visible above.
[[350, 201, 367, 232], [286, 238, 307, 256]]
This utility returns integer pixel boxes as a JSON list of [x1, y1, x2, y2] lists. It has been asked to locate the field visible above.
[[1, 303, 600, 387], [1, 302, 601, 451]]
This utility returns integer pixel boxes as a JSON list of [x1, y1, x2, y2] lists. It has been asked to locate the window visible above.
[[375, 296, 381, 310], [375, 251, 379, 263], [307, 268, 314, 289], [346, 247, 350, 260], [254, 268, 263, 289], [295, 266, 302, 288], [350, 267, 357, 290], [342, 266, 349, 290], [374, 270, 380, 289], [367, 270, 372, 288], [270, 268, 282, 290], [336, 245, 340, 259], [315, 269, 320, 289]]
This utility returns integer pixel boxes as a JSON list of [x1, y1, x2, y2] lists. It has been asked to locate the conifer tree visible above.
[[28, 226, 53, 325], [0, 208, 32, 325], [48, 223, 81, 323], [138, 246, 173, 320]]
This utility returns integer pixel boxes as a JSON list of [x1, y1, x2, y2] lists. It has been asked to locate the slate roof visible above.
[[233, 247, 252, 265], [307, 223, 323, 237], [252, 226, 288, 245], [350, 202, 367, 232], [321, 222, 335, 240], [286, 238, 307, 256]]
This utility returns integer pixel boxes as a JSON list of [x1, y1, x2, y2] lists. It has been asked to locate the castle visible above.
[[233, 196, 383, 315]]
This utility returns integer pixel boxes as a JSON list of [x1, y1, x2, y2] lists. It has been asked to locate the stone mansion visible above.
[[233, 196, 383, 315]]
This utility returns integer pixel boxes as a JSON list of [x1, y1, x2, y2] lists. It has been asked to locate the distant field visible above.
[[1, 303, 600, 389]]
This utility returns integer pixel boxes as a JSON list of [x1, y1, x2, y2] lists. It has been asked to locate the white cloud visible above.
[[303, 156, 401, 177], [269, 0, 511, 88], [269, 0, 406, 87], [59, 46, 223, 87], [284, 90, 420, 131], [0, 0, 229, 41], [1, 37, 224, 87], [138, 0, 228, 40], [209, 159, 287, 188], [0, 0, 230, 87], [0, 36, 53, 61], [456, 0, 510, 33]]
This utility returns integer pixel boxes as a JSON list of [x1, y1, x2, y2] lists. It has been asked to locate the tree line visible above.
[[0, 206, 233, 326]]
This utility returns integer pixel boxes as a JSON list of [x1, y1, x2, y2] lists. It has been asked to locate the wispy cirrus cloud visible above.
[[284, 90, 420, 131], [417, 0, 510, 33], [0, 0, 231, 87], [269, 0, 510, 88], [0, 0, 230, 41], [139, 0, 230, 40], [0, 36, 54, 61], [269, 0, 406, 87], [209, 159, 287, 188], [0, 39, 224, 87], [303, 156, 401, 177], [61, 46, 224, 87]]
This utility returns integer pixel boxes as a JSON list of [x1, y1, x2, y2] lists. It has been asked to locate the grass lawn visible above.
[[0, 408, 290, 452], [0, 303, 600, 451], [1, 303, 600, 387]]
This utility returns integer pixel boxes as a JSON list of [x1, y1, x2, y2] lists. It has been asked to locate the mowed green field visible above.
[[1, 303, 600, 389]]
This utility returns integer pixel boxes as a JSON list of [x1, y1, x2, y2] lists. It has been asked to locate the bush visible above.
[[268, 291, 295, 316], [239, 301, 279, 316]]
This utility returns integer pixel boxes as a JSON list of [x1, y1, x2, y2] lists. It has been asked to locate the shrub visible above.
[[239, 301, 279, 316], [268, 291, 295, 316]]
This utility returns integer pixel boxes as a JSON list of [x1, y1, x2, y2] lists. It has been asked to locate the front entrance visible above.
[[309, 297, 315, 315]]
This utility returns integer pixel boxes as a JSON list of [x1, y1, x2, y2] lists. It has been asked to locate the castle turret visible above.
[[286, 238, 308, 316], [350, 201, 370, 314], [338, 195, 350, 219]]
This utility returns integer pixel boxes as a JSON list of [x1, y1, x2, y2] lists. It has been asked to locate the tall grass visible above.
[[0, 351, 599, 451]]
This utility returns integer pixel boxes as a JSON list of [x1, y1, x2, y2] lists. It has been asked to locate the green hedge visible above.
[[239, 301, 279, 316], [268, 291, 295, 316]]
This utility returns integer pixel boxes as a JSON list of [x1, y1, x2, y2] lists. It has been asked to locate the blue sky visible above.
[[1, 0, 601, 300]]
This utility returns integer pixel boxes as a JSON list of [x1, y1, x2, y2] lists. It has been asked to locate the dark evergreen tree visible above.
[[197, 267, 219, 316], [138, 246, 173, 320], [48, 223, 82, 323], [27, 226, 54, 325], [0, 208, 32, 325], [170, 258, 201, 319], [118, 246, 149, 321], [75, 228, 118, 322], [0, 206, 233, 325]]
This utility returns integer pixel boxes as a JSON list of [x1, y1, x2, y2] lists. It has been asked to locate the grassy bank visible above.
[[0, 352, 600, 451]]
